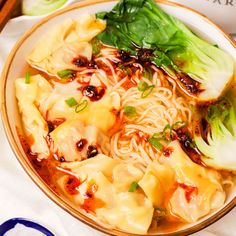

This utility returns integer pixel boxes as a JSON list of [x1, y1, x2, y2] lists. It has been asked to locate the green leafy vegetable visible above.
[[57, 69, 75, 79], [124, 106, 137, 117], [75, 100, 88, 113], [194, 94, 236, 170], [148, 137, 163, 151], [65, 97, 78, 107], [128, 181, 139, 192], [141, 85, 155, 98], [22, 0, 68, 16], [138, 81, 148, 91], [96, 0, 234, 101], [25, 72, 30, 84]]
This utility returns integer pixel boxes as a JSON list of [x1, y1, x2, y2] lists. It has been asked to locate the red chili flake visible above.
[[72, 56, 89, 67], [163, 147, 173, 157], [87, 145, 98, 158], [136, 131, 149, 142], [81, 197, 105, 213], [82, 85, 105, 102], [177, 183, 198, 203], [47, 121, 54, 133], [64, 176, 81, 195], [76, 138, 88, 152]]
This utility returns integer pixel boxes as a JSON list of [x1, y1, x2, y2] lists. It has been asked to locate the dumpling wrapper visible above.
[[50, 120, 110, 162], [27, 14, 106, 75], [59, 155, 153, 234], [15, 75, 52, 159], [39, 79, 120, 134], [139, 140, 225, 222]]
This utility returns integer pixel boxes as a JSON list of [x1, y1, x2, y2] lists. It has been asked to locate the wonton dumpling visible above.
[[96, 192, 153, 234], [15, 75, 52, 159], [27, 14, 105, 75], [139, 141, 225, 222], [39, 81, 120, 134], [113, 163, 143, 192], [50, 120, 110, 162], [61, 154, 120, 180], [60, 155, 153, 234]]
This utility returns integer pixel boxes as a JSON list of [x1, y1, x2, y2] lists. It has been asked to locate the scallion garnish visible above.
[[57, 69, 75, 79], [118, 64, 131, 75], [25, 72, 30, 84], [172, 121, 187, 130], [138, 81, 148, 92], [91, 38, 101, 55], [65, 97, 78, 107], [148, 137, 164, 151], [123, 106, 137, 117], [143, 67, 153, 81], [149, 121, 187, 149], [141, 85, 155, 98], [75, 100, 88, 113], [128, 181, 139, 192]]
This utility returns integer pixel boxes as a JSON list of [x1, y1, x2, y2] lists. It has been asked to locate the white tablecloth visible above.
[[0, 7, 236, 236]]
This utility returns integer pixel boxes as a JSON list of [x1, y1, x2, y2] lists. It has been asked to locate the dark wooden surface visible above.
[[0, 0, 20, 32]]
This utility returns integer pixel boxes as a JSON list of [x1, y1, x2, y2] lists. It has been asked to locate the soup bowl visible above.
[[1, 0, 236, 235]]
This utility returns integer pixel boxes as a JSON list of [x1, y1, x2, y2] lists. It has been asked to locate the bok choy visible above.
[[22, 0, 68, 16], [194, 94, 236, 170], [96, 0, 235, 102]]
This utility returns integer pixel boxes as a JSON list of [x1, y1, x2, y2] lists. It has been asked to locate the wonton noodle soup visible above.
[[13, 0, 236, 234]]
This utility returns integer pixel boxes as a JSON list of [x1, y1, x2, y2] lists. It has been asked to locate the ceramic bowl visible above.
[[1, 0, 236, 235]]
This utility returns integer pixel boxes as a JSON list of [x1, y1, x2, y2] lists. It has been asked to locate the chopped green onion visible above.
[[163, 124, 172, 139], [128, 181, 139, 192], [143, 67, 153, 81], [91, 38, 101, 55], [148, 137, 164, 151], [138, 81, 149, 92], [25, 72, 30, 84], [57, 69, 75, 79], [123, 106, 137, 117], [118, 64, 131, 75], [152, 132, 162, 139], [75, 100, 88, 113], [65, 97, 78, 107], [141, 85, 155, 98], [172, 121, 187, 130]]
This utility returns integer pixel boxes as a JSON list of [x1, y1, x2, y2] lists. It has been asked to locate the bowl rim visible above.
[[1, 0, 236, 235]]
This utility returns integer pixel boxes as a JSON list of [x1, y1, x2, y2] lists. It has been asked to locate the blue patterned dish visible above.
[[0, 218, 55, 236]]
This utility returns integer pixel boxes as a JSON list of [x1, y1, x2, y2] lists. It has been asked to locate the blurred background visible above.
[[0, 0, 235, 34]]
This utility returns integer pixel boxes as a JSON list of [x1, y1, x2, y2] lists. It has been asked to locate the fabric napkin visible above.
[[0, 5, 236, 236]]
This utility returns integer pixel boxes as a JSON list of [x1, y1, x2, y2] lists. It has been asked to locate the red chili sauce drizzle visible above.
[[64, 175, 81, 195], [163, 147, 173, 157], [87, 145, 98, 158], [76, 138, 88, 152], [177, 72, 201, 95], [81, 181, 105, 213], [136, 130, 149, 143], [177, 183, 198, 203], [72, 55, 97, 69], [81, 85, 105, 101], [17, 128, 65, 194], [176, 128, 204, 166], [118, 48, 201, 95]]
